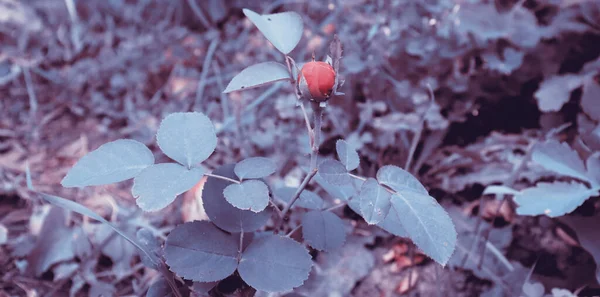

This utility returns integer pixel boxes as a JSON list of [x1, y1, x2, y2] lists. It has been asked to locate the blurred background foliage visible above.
[[1, 0, 599, 296]]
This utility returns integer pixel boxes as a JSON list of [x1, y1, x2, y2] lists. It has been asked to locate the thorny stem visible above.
[[204, 173, 240, 184], [276, 103, 323, 231]]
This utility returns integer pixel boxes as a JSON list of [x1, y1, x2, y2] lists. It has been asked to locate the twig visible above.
[[212, 61, 230, 120], [276, 103, 323, 231], [405, 85, 435, 173], [23, 68, 38, 115], [186, 0, 212, 28], [194, 37, 220, 111], [204, 173, 240, 184]]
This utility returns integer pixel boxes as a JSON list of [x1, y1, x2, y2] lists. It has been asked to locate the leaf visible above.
[[358, 178, 391, 225], [202, 164, 271, 232], [234, 157, 277, 179], [336, 139, 359, 171], [132, 163, 205, 212], [301, 211, 347, 251], [560, 214, 600, 284], [275, 187, 323, 210], [61, 139, 154, 188], [514, 182, 598, 217], [582, 79, 600, 121], [389, 192, 457, 266], [318, 159, 352, 186], [147, 278, 173, 297], [376, 165, 428, 194], [534, 74, 583, 112], [482, 185, 520, 196], [165, 221, 238, 282], [224, 62, 290, 93], [532, 140, 591, 183], [224, 180, 270, 212], [136, 228, 162, 270], [313, 173, 358, 202], [586, 152, 600, 185], [238, 235, 312, 292], [156, 112, 217, 168], [242, 9, 303, 54]]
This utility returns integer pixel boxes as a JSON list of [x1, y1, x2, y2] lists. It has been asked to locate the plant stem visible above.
[[276, 103, 323, 231], [405, 85, 435, 173], [204, 173, 240, 184]]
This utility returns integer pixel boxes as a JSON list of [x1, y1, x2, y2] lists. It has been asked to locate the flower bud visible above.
[[298, 61, 336, 102]]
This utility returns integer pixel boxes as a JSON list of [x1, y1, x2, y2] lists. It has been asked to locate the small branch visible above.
[[186, 0, 212, 28], [405, 85, 435, 173], [204, 173, 240, 184], [286, 224, 302, 237], [269, 200, 283, 219], [23, 68, 38, 115], [300, 102, 313, 147], [194, 37, 220, 111]]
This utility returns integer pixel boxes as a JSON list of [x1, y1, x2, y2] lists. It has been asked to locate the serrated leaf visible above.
[[202, 164, 270, 232], [358, 178, 391, 225], [532, 140, 591, 183], [514, 181, 598, 217], [275, 187, 323, 210], [389, 192, 457, 266], [301, 211, 346, 251], [234, 157, 277, 179], [318, 159, 352, 186], [132, 163, 205, 212], [336, 140, 359, 171], [242, 9, 303, 54], [534, 74, 583, 112], [582, 79, 600, 121], [224, 62, 290, 93], [156, 112, 217, 168], [165, 221, 238, 282], [224, 180, 270, 212], [376, 165, 428, 194], [61, 139, 154, 188], [238, 235, 312, 292], [146, 278, 173, 297], [136, 228, 161, 270]]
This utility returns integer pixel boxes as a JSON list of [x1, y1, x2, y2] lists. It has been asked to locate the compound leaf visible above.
[[132, 163, 205, 212], [234, 157, 277, 179], [302, 211, 346, 251], [224, 62, 290, 93], [156, 112, 217, 168], [275, 187, 323, 210], [238, 235, 312, 292], [358, 178, 391, 225], [318, 159, 352, 186], [165, 221, 238, 282], [336, 139, 359, 171], [376, 165, 428, 194], [514, 181, 598, 217], [202, 164, 270, 233], [61, 139, 154, 188], [242, 9, 303, 54], [532, 140, 591, 183], [390, 191, 457, 266], [224, 180, 270, 213]]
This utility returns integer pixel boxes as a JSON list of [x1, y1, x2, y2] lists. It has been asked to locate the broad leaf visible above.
[[389, 192, 457, 266], [534, 74, 583, 112], [224, 180, 270, 212], [336, 139, 359, 171], [358, 178, 391, 225], [513, 181, 598, 217], [132, 163, 205, 212], [156, 112, 217, 168], [242, 9, 303, 54], [376, 165, 428, 194], [164, 221, 238, 282], [275, 187, 323, 210], [238, 235, 312, 292], [532, 140, 591, 183], [147, 278, 172, 297], [223, 62, 290, 93], [313, 173, 359, 202], [586, 152, 600, 185], [302, 211, 346, 251], [581, 79, 600, 121], [318, 159, 352, 186], [234, 157, 277, 180], [202, 164, 270, 232], [61, 139, 154, 187]]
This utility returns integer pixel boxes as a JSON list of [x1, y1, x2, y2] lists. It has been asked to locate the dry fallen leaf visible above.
[[396, 270, 419, 295]]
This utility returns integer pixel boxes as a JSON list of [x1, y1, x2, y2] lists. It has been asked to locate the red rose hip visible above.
[[298, 61, 336, 101]]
